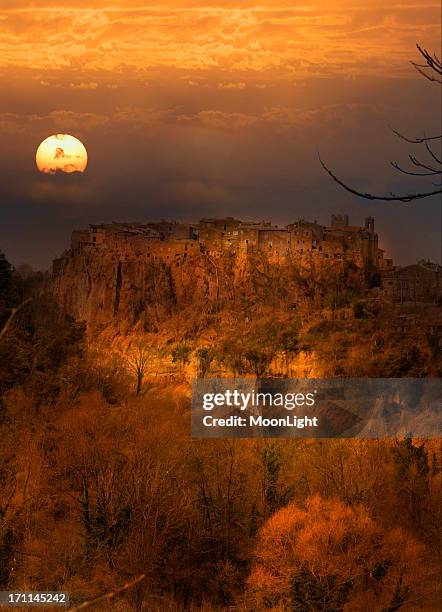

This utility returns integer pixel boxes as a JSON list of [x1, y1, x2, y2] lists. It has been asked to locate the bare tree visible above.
[[124, 342, 150, 395]]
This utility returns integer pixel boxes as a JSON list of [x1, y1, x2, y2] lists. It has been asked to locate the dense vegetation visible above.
[[0, 253, 441, 611]]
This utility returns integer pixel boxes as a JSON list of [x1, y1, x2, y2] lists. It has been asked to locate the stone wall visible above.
[[51, 214, 392, 330]]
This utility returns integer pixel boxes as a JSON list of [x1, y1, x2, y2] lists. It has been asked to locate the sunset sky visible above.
[[0, 1, 440, 268]]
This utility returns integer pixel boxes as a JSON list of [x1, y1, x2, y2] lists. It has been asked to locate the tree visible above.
[[196, 346, 214, 377], [123, 342, 150, 395], [0, 249, 12, 302], [391, 436, 430, 534], [260, 443, 293, 520], [171, 343, 192, 370], [247, 495, 437, 611], [320, 44, 441, 203]]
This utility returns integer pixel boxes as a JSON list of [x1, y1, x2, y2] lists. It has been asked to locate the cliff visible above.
[[50, 225, 442, 383], [52, 216, 380, 332], [52, 241, 367, 334]]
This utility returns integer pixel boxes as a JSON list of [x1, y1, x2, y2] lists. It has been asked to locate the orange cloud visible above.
[[0, 2, 439, 79]]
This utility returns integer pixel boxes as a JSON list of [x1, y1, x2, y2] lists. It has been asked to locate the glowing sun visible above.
[[36, 134, 88, 174]]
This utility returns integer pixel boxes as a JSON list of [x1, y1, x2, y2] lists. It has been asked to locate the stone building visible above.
[[66, 214, 389, 271], [52, 214, 404, 329], [381, 261, 442, 304]]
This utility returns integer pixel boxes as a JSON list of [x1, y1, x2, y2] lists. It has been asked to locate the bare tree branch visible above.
[[390, 128, 442, 144], [319, 154, 442, 202], [320, 45, 442, 205], [0, 298, 32, 341], [69, 574, 146, 611], [411, 44, 442, 83], [390, 161, 441, 176], [425, 142, 442, 165], [407, 155, 441, 173]]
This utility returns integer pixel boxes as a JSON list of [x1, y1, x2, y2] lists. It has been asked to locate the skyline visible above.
[[0, 1, 440, 269]]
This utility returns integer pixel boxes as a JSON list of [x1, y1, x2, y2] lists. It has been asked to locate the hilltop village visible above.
[[54, 214, 442, 311], [69, 214, 389, 270]]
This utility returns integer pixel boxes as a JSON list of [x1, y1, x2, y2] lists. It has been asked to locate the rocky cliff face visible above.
[[53, 245, 248, 331], [53, 248, 180, 331], [52, 232, 361, 332]]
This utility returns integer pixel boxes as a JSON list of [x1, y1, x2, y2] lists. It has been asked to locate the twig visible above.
[[318, 154, 442, 202], [390, 161, 441, 176], [411, 44, 442, 83], [408, 155, 440, 173], [425, 142, 442, 165], [0, 298, 32, 341], [69, 574, 146, 611], [390, 128, 442, 144]]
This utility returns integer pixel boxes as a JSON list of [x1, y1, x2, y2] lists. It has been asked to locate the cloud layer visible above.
[[1, 2, 440, 76], [0, 1, 440, 268]]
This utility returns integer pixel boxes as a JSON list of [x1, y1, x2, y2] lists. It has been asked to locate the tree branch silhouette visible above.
[[391, 129, 442, 144], [425, 142, 442, 165], [318, 155, 442, 202], [319, 44, 442, 203], [390, 161, 441, 177], [411, 44, 442, 83]]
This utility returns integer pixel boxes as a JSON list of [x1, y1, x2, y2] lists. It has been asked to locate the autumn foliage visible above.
[[0, 256, 441, 610], [247, 496, 437, 611]]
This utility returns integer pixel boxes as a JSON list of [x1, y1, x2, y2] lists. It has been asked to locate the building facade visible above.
[[381, 261, 442, 304], [68, 214, 390, 271]]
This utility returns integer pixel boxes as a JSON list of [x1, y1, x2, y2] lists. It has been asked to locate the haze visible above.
[[0, 1, 440, 269]]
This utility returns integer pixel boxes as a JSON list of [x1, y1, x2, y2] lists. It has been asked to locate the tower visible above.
[[365, 217, 375, 234]]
